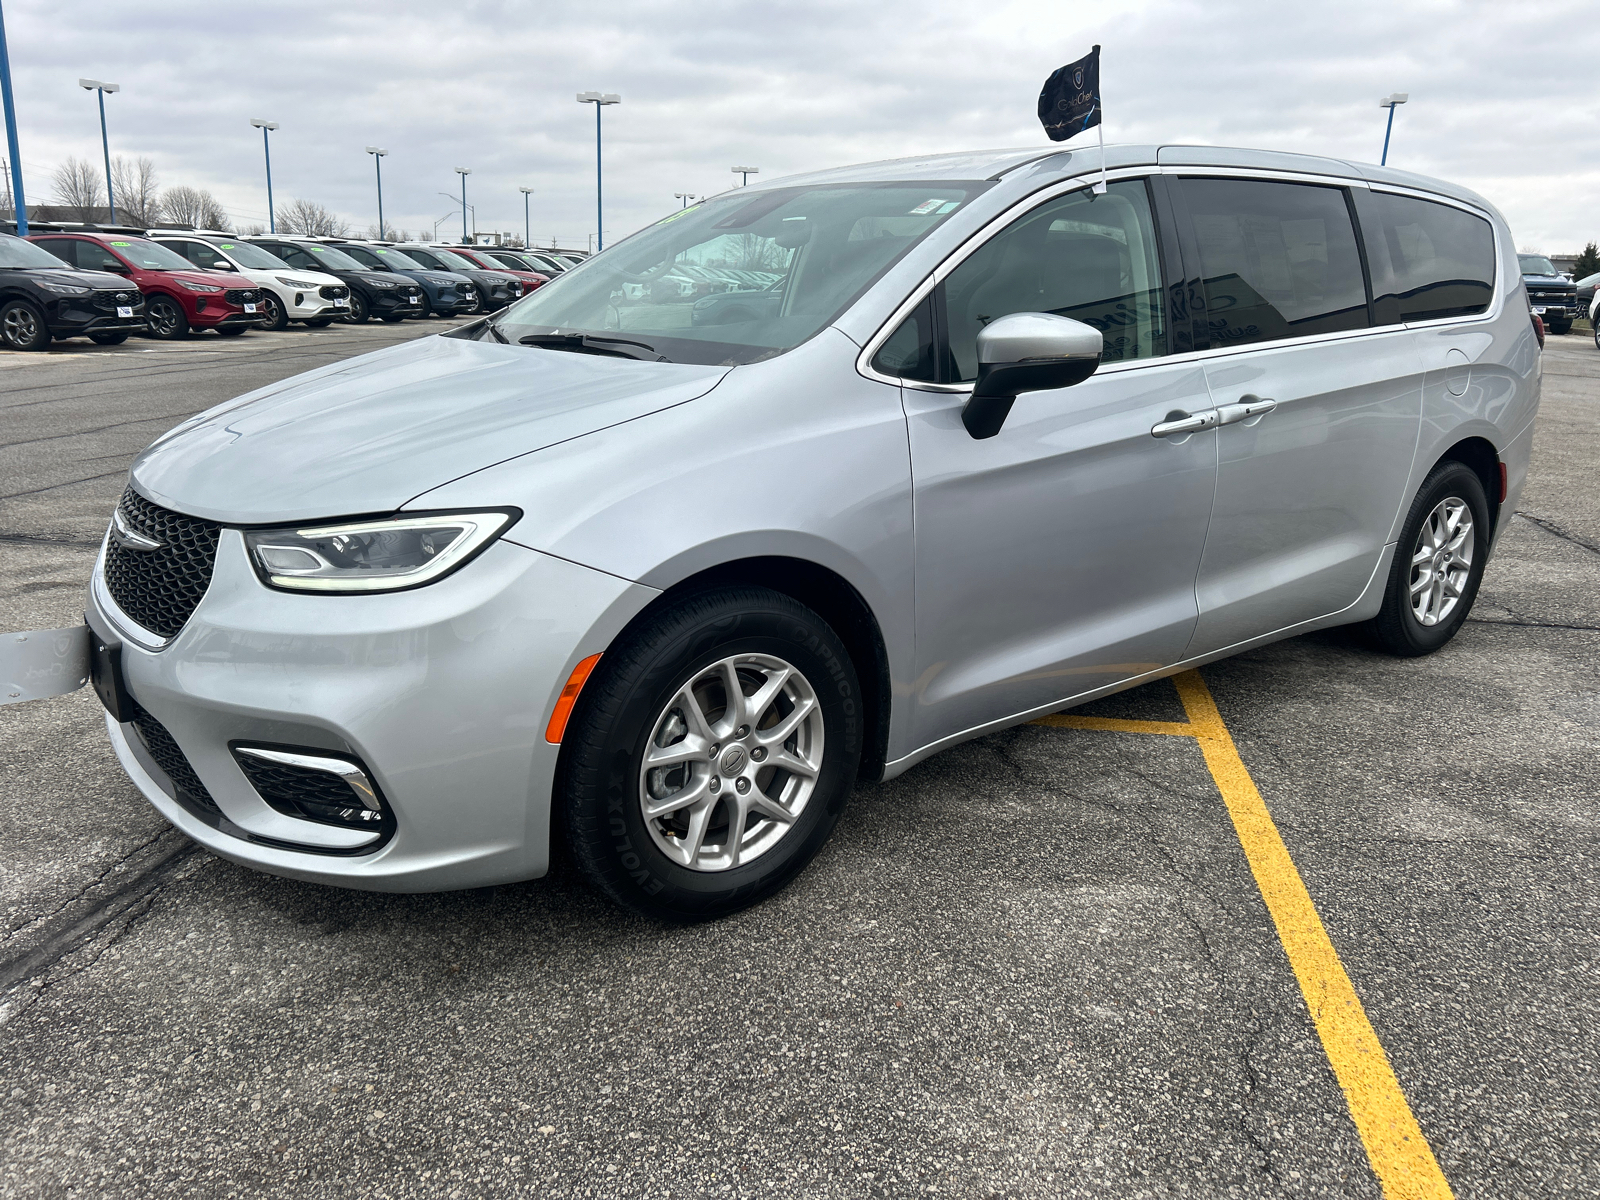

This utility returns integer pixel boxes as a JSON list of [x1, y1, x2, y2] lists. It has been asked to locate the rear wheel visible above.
[[381, 313, 406, 323], [259, 292, 289, 331], [0, 299, 50, 351], [88, 332, 129, 345], [305, 316, 335, 328], [560, 587, 863, 921], [1366, 461, 1491, 656], [217, 326, 247, 337], [145, 296, 189, 340]]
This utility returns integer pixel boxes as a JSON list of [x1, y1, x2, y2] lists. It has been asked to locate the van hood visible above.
[[130, 333, 729, 525]]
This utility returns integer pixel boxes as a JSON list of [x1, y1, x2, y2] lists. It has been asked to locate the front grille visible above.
[[128, 699, 220, 815], [94, 289, 141, 312], [102, 488, 222, 639], [319, 285, 348, 299], [234, 750, 395, 836], [224, 288, 261, 305]]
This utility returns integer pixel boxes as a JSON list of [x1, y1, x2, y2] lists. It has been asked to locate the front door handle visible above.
[[1151, 409, 1219, 438], [1216, 394, 1277, 426]]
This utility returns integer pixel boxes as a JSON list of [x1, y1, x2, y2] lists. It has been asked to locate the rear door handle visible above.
[[1215, 394, 1277, 426], [1151, 409, 1219, 438]]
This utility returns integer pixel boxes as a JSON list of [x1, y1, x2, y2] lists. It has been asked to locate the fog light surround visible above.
[[232, 743, 396, 837]]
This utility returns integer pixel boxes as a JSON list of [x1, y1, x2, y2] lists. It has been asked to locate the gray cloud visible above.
[[6, 0, 1597, 250]]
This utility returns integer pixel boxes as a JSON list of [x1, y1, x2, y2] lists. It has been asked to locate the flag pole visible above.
[[1094, 116, 1107, 195]]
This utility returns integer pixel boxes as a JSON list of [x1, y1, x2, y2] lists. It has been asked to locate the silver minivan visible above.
[[85, 144, 1538, 919]]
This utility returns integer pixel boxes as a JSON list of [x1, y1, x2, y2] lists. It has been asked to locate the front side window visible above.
[[29, 239, 81, 268], [373, 247, 426, 270], [75, 242, 127, 273], [341, 245, 385, 269], [489, 182, 986, 366], [1181, 178, 1369, 348], [1355, 191, 1495, 323], [942, 178, 1166, 382], [178, 241, 227, 271]]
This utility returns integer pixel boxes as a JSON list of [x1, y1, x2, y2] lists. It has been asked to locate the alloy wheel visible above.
[[1409, 496, 1474, 626], [147, 298, 184, 339], [638, 653, 825, 872], [3, 304, 40, 348]]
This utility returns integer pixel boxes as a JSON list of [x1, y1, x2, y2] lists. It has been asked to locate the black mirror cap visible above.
[[961, 355, 1100, 439]]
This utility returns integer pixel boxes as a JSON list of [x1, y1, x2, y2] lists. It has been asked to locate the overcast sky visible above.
[[5, 0, 1597, 252]]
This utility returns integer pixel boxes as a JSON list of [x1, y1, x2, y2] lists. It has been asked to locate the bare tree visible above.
[[52, 156, 105, 220], [110, 156, 161, 226], [362, 222, 407, 242], [277, 199, 348, 237], [240, 223, 266, 236], [162, 185, 231, 230]]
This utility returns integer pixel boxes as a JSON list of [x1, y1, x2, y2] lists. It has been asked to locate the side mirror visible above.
[[210, 260, 237, 270], [962, 312, 1103, 439]]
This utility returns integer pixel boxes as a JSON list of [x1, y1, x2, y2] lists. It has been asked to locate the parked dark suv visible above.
[[1519, 254, 1577, 335], [0, 232, 146, 350], [392, 245, 521, 312], [245, 236, 424, 323], [324, 241, 478, 318]]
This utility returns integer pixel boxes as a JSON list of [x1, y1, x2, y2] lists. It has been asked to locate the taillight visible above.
[[1531, 311, 1545, 348]]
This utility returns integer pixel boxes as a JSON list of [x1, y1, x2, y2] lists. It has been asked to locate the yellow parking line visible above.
[[1034, 671, 1453, 1200]]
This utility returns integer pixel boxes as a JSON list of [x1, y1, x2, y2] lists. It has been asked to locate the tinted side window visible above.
[[1180, 178, 1368, 347], [407, 250, 443, 270], [870, 296, 936, 382], [941, 178, 1166, 382], [272, 245, 318, 270], [187, 242, 228, 271], [343, 246, 383, 268], [1353, 190, 1495, 323], [74, 242, 127, 273], [35, 239, 80, 267]]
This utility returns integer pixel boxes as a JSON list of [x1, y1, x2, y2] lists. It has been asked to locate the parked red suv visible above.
[[27, 232, 263, 339]]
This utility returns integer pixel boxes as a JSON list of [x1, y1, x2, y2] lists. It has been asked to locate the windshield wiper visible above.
[[483, 321, 509, 344], [518, 333, 668, 362]]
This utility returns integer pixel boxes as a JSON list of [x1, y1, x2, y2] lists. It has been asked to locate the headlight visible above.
[[178, 280, 223, 293], [368, 279, 397, 289], [39, 280, 93, 296], [244, 510, 518, 593], [276, 276, 319, 288]]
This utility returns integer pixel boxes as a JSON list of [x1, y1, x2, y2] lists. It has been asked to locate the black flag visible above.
[[1038, 46, 1101, 143]]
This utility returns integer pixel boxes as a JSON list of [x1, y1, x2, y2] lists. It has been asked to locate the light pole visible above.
[[518, 186, 533, 247], [250, 119, 278, 232], [576, 91, 620, 250], [1378, 93, 1408, 166], [0, 0, 27, 236], [78, 79, 119, 223], [366, 146, 387, 238], [674, 192, 698, 208], [731, 166, 758, 187], [454, 167, 471, 242]]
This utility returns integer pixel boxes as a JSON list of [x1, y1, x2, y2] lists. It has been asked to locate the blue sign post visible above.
[[0, 0, 28, 235]]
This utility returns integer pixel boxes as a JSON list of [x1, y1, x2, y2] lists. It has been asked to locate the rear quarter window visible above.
[[1353, 191, 1496, 323]]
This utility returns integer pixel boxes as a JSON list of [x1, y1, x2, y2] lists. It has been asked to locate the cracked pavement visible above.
[[0, 327, 1596, 1198]]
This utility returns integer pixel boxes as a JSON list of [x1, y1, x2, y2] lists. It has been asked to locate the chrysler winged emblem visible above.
[[110, 508, 163, 552]]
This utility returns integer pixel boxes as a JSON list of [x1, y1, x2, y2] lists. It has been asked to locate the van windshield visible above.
[[486, 182, 986, 365]]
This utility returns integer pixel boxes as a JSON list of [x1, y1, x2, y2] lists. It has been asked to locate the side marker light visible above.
[[546, 653, 603, 744]]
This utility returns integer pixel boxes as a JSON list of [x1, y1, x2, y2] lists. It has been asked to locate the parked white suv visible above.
[[148, 231, 350, 330]]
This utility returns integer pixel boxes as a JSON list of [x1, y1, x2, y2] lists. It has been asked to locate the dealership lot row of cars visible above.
[[0, 226, 587, 351]]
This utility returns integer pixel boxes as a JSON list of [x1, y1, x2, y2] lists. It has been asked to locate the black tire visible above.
[[259, 292, 289, 331], [1548, 320, 1572, 335], [1366, 461, 1491, 656], [305, 316, 336, 328], [381, 313, 406, 323], [88, 331, 129, 346], [216, 326, 248, 337], [342, 292, 370, 324], [560, 587, 863, 921], [1, 299, 51, 351], [415, 292, 434, 319], [145, 296, 190, 340]]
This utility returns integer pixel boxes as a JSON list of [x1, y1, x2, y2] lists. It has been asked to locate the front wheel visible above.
[[342, 292, 370, 324], [89, 332, 129, 345], [259, 292, 289, 331], [560, 587, 863, 921], [1366, 461, 1491, 656], [145, 296, 189, 340], [216, 326, 248, 337], [305, 316, 335, 328], [1548, 320, 1572, 335], [1, 299, 51, 351]]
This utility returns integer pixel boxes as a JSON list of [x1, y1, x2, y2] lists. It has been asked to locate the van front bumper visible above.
[[88, 528, 654, 892]]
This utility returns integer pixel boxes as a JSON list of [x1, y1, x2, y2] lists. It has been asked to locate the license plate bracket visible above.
[[89, 632, 132, 723]]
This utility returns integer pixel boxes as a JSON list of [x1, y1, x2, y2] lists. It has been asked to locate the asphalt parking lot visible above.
[[1, 324, 1597, 1199]]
